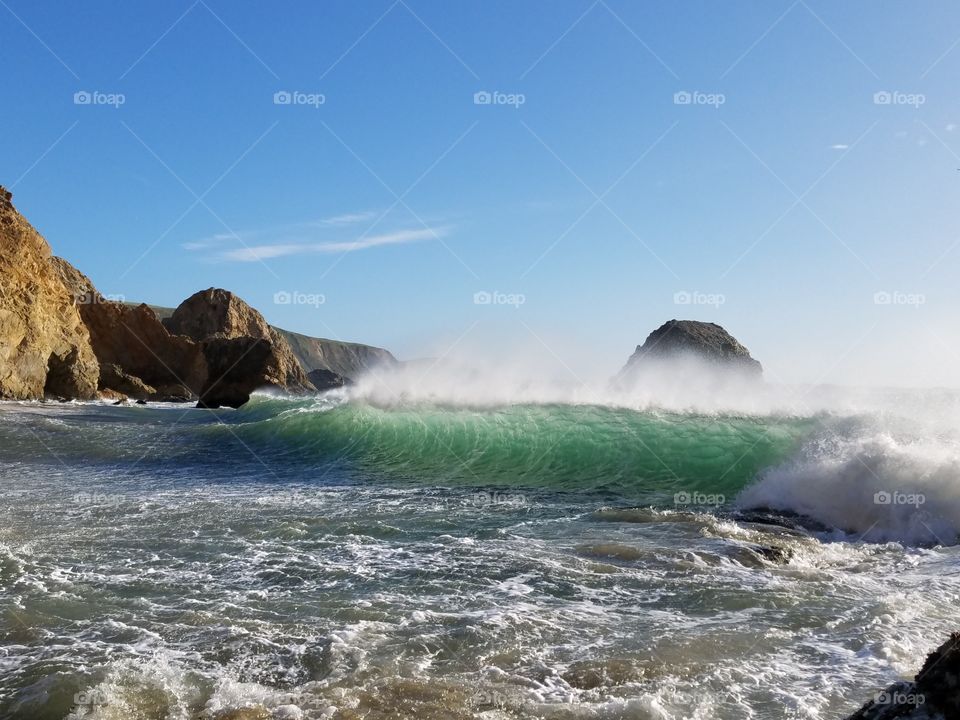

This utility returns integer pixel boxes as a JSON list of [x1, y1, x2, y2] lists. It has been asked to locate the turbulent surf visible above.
[[1, 386, 958, 719]]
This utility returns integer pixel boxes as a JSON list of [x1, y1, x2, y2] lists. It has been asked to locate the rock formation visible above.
[[167, 287, 274, 342], [0, 187, 100, 399], [618, 320, 762, 383], [307, 368, 350, 391], [844, 632, 960, 719], [51, 258, 207, 401], [167, 288, 315, 408], [154, 302, 396, 386], [0, 187, 396, 408]]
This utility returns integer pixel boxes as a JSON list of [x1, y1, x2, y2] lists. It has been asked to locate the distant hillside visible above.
[[278, 328, 397, 379], [133, 303, 397, 382]]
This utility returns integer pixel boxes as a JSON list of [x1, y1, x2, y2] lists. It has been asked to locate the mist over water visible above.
[[2, 357, 959, 719]]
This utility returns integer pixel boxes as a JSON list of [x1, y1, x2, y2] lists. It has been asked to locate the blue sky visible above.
[[3, 0, 960, 387]]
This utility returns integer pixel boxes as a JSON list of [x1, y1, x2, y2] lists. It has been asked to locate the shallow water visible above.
[[0, 395, 957, 719]]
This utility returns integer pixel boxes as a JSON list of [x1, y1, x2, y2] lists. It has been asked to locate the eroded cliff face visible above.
[[0, 188, 99, 399], [1, 190, 392, 408], [50, 258, 207, 401]]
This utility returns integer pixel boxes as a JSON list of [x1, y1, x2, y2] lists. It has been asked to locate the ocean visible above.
[[1, 383, 958, 719]]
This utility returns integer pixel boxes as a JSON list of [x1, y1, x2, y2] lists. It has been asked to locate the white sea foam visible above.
[[737, 427, 960, 546]]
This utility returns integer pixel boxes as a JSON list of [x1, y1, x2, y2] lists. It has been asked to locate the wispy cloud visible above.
[[320, 211, 379, 226], [219, 227, 447, 262], [830, 144, 849, 150], [184, 211, 449, 262]]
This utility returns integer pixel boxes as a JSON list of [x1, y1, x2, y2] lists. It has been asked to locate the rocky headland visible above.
[[0, 187, 395, 408]]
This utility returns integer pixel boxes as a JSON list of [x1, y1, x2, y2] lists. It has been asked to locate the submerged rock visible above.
[[307, 367, 350, 391], [845, 632, 960, 719], [619, 319, 762, 382], [741, 543, 794, 565], [0, 187, 100, 399]]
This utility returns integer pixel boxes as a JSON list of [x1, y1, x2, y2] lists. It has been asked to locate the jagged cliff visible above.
[[0, 187, 100, 399], [0, 187, 395, 407], [51, 258, 206, 401]]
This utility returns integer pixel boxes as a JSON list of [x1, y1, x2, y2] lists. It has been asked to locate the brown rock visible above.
[[50, 258, 207, 400], [99, 363, 156, 400], [0, 187, 99, 399], [97, 387, 128, 402], [168, 288, 314, 408], [167, 287, 273, 342]]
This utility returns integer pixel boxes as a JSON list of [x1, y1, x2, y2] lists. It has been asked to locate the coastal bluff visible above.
[[0, 187, 395, 407], [0, 187, 100, 400]]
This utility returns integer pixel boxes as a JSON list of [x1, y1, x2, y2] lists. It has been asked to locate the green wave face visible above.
[[227, 399, 819, 498]]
